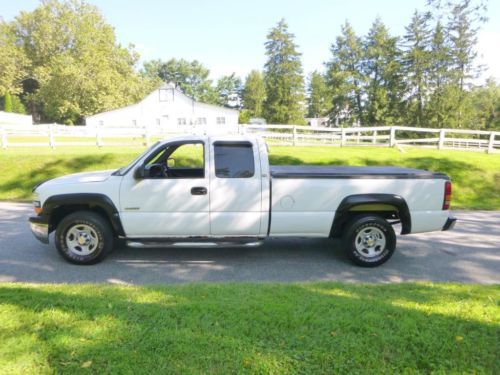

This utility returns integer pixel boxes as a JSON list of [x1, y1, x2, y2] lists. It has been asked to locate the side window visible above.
[[169, 143, 204, 169], [214, 142, 255, 178], [145, 142, 205, 178]]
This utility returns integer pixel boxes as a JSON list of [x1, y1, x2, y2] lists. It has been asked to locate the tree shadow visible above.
[[0, 283, 497, 373], [360, 155, 499, 209], [0, 154, 116, 200], [270, 151, 499, 209], [268, 154, 305, 165]]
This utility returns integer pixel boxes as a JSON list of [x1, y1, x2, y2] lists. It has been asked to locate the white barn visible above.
[[85, 82, 239, 129], [0, 111, 33, 126]]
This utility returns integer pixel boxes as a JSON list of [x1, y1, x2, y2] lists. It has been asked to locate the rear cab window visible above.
[[213, 142, 255, 178]]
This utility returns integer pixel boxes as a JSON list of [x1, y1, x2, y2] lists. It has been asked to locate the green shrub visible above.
[[1, 93, 26, 114], [239, 109, 251, 124], [11, 95, 26, 114], [3, 93, 12, 112]]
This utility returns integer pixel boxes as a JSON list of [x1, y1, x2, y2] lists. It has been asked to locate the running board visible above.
[[126, 240, 264, 249]]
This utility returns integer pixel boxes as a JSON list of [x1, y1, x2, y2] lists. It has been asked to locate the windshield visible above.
[[112, 141, 160, 176]]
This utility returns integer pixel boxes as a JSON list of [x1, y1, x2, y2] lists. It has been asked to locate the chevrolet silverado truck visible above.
[[29, 135, 456, 267]]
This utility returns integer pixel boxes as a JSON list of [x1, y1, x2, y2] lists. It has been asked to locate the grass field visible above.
[[0, 145, 498, 209], [0, 282, 498, 374]]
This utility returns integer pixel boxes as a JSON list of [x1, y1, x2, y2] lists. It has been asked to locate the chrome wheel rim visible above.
[[354, 226, 386, 258], [66, 224, 99, 256]]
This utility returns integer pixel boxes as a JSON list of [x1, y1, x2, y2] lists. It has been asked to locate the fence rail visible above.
[[0, 123, 498, 153]]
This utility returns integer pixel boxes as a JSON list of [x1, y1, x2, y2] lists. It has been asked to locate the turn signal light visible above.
[[33, 201, 42, 215], [443, 181, 452, 210]]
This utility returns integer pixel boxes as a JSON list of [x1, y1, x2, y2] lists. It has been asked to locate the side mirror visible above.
[[134, 165, 146, 179]]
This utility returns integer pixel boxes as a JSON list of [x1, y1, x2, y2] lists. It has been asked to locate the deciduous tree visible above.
[[142, 58, 217, 104], [0, 20, 28, 97], [14, 0, 156, 124], [215, 73, 242, 109]]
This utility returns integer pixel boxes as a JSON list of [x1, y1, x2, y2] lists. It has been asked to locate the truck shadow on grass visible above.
[[0, 283, 497, 373]]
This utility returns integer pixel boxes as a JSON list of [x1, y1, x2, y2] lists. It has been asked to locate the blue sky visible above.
[[2, 0, 499, 82]]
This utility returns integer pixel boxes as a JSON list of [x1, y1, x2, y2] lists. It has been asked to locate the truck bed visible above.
[[270, 165, 449, 180]]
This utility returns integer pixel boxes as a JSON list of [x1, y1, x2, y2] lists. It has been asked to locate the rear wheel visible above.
[[55, 211, 114, 265], [342, 215, 396, 267]]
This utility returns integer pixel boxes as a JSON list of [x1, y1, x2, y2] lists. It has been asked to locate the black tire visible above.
[[342, 215, 396, 267], [55, 211, 114, 265]]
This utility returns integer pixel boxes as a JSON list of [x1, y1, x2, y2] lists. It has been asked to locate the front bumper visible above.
[[29, 216, 49, 244], [442, 217, 457, 231]]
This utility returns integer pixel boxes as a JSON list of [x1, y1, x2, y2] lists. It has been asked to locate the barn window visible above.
[[197, 117, 207, 125], [177, 118, 187, 125], [156, 118, 161, 126], [159, 88, 174, 102], [99, 120, 104, 126], [216, 117, 226, 125], [132, 120, 137, 126]]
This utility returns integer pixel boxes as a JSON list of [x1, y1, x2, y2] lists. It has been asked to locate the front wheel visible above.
[[55, 211, 114, 265], [342, 215, 396, 267]]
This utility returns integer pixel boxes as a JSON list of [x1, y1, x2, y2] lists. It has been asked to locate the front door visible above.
[[119, 140, 210, 237], [209, 140, 263, 236]]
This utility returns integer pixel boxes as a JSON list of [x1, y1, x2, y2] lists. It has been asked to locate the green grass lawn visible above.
[[0, 282, 498, 374], [0, 145, 499, 209]]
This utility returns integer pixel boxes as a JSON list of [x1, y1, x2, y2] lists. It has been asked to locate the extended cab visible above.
[[29, 135, 456, 267]]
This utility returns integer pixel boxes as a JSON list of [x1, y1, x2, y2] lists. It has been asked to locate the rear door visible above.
[[209, 139, 263, 236]]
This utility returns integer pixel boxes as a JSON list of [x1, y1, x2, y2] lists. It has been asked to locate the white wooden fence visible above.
[[0, 123, 498, 153]]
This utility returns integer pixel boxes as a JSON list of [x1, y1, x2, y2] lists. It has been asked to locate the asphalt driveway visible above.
[[0, 202, 498, 284]]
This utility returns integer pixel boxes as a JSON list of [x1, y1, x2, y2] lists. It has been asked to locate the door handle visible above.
[[191, 186, 207, 195]]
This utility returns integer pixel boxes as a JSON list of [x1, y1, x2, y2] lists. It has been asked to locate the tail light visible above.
[[443, 181, 452, 210]]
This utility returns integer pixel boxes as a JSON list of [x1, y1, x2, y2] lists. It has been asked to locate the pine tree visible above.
[[307, 71, 330, 118], [363, 18, 404, 125], [403, 11, 432, 126], [426, 22, 453, 128], [426, 0, 487, 128], [446, 0, 486, 127], [326, 22, 365, 125], [446, 0, 486, 90], [263, 19, 305, 124], [242, 70, 266, 117]]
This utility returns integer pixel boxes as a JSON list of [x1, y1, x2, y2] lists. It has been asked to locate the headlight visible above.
[[33, 200, 42, 215]]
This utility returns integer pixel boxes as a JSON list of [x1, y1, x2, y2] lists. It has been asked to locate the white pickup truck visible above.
[[29, 135, 456, 267]]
